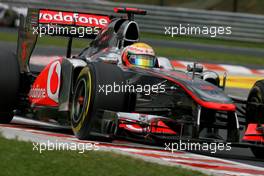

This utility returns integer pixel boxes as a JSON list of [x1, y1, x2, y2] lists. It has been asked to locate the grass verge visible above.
[[0, 136, 207, 176], [142, 32, 264, 49], [6, 30, 264, 49], [1, 31, 263, 66]]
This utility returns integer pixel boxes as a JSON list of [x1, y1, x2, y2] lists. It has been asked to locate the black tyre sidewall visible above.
[[246, 81, 264, 124], [246, 80, 264, 158], [0, 50, 20, 123], [71, 67, 94, 139], [71, 63, 128, 139]]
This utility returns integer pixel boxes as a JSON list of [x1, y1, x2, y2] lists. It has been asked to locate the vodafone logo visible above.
[[39, 10, 110, 28], [47, 61, 61, 103]]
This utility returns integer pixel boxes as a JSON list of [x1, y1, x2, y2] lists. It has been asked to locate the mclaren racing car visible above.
[[0, 8, 263, 158]]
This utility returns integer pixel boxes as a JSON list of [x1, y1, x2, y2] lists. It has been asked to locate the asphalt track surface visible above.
[[0, 39, 263, 169]]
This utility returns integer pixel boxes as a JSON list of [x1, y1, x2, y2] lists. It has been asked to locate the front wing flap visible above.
[[95, 110, 190, 141]]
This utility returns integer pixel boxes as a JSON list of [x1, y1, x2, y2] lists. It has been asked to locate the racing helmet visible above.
[[121, 43, 157, 68]]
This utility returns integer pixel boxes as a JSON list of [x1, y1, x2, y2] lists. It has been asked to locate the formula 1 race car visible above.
[[0, 8, 263, 158]]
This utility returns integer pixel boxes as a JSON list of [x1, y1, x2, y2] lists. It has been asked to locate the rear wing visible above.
[[38, 9, 110, 38], [17, 8, 111, 73]]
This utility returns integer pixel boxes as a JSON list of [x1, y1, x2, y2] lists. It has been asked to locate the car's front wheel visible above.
[[246, 80, 264, 159], [71, 67, 92, 138], [70, 62, 128, 140]]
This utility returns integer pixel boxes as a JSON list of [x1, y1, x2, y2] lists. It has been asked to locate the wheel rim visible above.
[[72, 78, 87, 123]]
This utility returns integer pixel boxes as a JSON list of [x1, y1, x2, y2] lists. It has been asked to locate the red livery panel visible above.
[[243, 123, 264, 143], [28, 59, 62, 107]]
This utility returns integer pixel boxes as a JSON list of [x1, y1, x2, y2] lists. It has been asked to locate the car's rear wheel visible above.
[[71, 62, 128, 140], [246, 80, 264, 159], [0, 50, 20, 124], [0, 112, 14, 124]]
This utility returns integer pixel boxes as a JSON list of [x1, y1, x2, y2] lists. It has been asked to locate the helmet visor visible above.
[[128, 54, 156, 67]]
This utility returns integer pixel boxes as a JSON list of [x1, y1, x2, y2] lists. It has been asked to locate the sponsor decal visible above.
[[199, 85, 215, 91], [28, 87, 46, 99], [47, 60, 61, 103], [39, 10, 110, 28], [29, 59, 62, 106]]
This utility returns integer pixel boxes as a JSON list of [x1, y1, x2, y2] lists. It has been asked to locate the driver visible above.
[[121, 43, 157, 68]]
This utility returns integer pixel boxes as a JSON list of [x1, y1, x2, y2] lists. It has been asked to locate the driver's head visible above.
[[121, 43, 157, 68]]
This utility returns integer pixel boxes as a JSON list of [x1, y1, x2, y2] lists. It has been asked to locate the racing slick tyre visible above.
[[0, 50, 20, 123], [246, 80, 264, 159], [70, 62, 128, 140]]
